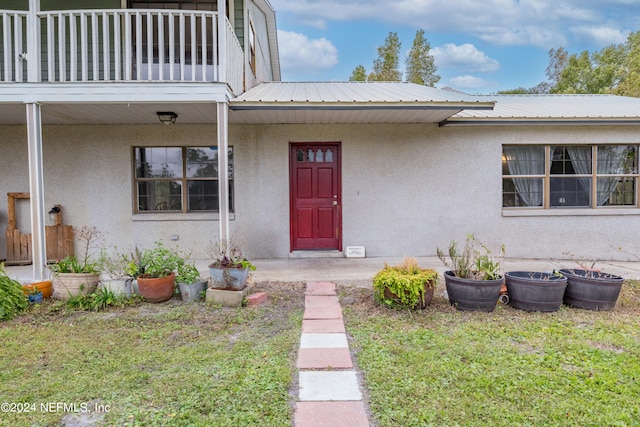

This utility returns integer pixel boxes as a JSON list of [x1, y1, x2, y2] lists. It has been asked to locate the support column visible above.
[[26, 102, 46, 280], [217, 101, 230, 243]]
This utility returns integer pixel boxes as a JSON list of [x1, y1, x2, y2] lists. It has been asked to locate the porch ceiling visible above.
[[0, 103, 219, 125], [0, 82, 230, 125]]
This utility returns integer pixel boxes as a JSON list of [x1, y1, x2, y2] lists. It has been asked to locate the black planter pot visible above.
[[559, 269, 623, 311], [505, 271, 568, 312], [443, 271, 504, 312]]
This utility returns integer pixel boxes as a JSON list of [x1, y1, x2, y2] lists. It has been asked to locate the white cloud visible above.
[[569, 26, 629, 45], [432, 43, 500, 73], [271, 0, 636, 49], [448, 75, 494, 90], [277, 30, 339, 76]]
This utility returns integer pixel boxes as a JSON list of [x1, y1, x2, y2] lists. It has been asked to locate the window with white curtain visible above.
[[502, 145, 638, 209]]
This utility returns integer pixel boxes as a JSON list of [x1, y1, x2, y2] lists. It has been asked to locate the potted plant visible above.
[[437, 234, 505, 312], [97, 247, 132, 298], [50, 226, 102, 300], [559, 254, 623, 311], [177, 262, 207, 303], [0, 263, 28, 320], [504, 271, 567, 312], [207, 238, 256, 291], [27, 287, 43, 304], [373, 257, 438, 309], [135, 241, 184, 303]]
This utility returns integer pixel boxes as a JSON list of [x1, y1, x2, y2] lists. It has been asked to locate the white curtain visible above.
[[596, 145, 628, 206], [503, 146, 544, 207], [566, 146, 592, 201]]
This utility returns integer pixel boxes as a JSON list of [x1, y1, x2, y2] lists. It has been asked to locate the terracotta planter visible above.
[[505, 271, 567, 312], [52, 273, 100, 300], [382, 282, 435, 309], [137, 272, 176, 303], [209, 267, 250, 291], [559, 269, 623, 311], [23, 280, 53, 299], [443, 271, 504, 312]]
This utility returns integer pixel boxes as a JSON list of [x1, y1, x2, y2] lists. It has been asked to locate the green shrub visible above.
[[373, 257, 438, 309], [0, 264, 28, 321]]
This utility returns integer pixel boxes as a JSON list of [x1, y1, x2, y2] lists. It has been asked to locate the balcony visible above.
[[0, 8, 244, 95]]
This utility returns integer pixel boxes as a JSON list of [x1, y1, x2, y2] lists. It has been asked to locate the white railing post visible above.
[[26, 0, 40, 82], [218, 1, 227, 83]]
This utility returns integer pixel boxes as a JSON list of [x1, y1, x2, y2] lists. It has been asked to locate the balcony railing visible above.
[[0, 9, 244, 94]]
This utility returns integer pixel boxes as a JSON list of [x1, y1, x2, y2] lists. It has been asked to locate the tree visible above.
[[614, 31, 640, 97], [369, 32, 402, 81], [552, 44, 625, 94], [545, 47, 569, 87], [405, 29, 440, 86], [349, 65, 367, 82]]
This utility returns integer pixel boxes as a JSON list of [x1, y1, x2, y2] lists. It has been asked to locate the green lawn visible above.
[[343, 280, 640, 427], [0, 283, 304, 427], [3, 279, 639, 427]]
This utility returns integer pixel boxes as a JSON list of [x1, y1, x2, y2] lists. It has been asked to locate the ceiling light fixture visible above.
[[157, 111, 178, 125]]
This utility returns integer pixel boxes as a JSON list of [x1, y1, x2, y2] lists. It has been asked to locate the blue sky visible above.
[[269, 0, 640, 94]]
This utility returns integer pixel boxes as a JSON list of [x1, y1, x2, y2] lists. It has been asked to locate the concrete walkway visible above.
[[294, 281, 369, 427]]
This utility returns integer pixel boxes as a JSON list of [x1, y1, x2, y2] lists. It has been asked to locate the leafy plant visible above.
[[136, 241, 185, 279], [97, 247, 131, 280], [207, 238, 256, 270], [49, 226, 103, 274], [0, 263, 28, 321], [176, 262, 202, 284], [64, 287, 141, 311], [437, 234, 504, 280], [373, 257, 438, 309]]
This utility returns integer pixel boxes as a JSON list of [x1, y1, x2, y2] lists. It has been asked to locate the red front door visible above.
[[290, 143, 342, 251]]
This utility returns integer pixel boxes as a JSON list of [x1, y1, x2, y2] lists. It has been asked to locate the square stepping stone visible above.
[[302, 319, 345, 333], [294, 401, 369, 427], [303, 305, 343, 320], [300, 333, 348, 349], [297, 348, 353, 369], [299, 371, 362, 401], [305, 295, 340, 307], [305, 282, 336, 296]]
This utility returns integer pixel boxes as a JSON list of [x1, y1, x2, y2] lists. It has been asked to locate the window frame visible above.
[[502, 144, 639, 210], [132, 145, 233, 214]]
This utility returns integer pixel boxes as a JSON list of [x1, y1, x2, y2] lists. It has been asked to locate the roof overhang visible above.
[[440, 118, 640, 127], [228, 82, 495, 124]]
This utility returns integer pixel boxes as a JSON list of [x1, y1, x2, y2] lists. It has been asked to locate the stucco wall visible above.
[[1, 122, 640, 262]]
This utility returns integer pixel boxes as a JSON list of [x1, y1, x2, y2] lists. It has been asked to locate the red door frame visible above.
[[289, 142, 342, 251]]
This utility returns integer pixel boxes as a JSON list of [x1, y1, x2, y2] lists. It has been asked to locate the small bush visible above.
[[373, 257, 438, 309], [0, 264, 28, 321]]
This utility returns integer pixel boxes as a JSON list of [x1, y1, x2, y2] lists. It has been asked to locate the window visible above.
[[502, 145, 639, 209], [134, 146, 233, 213]]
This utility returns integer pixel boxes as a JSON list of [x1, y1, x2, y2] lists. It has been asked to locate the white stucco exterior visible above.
[[2, 122, 639, 262]]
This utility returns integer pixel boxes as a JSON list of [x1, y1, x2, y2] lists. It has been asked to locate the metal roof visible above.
[[446, 94, 640, 125], [229, 82, 494, 124]]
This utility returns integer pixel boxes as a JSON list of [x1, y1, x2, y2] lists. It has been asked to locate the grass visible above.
[[3, 278, 639, 426], [0, 282, 304, 427], [342, 280, 640, 427]]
